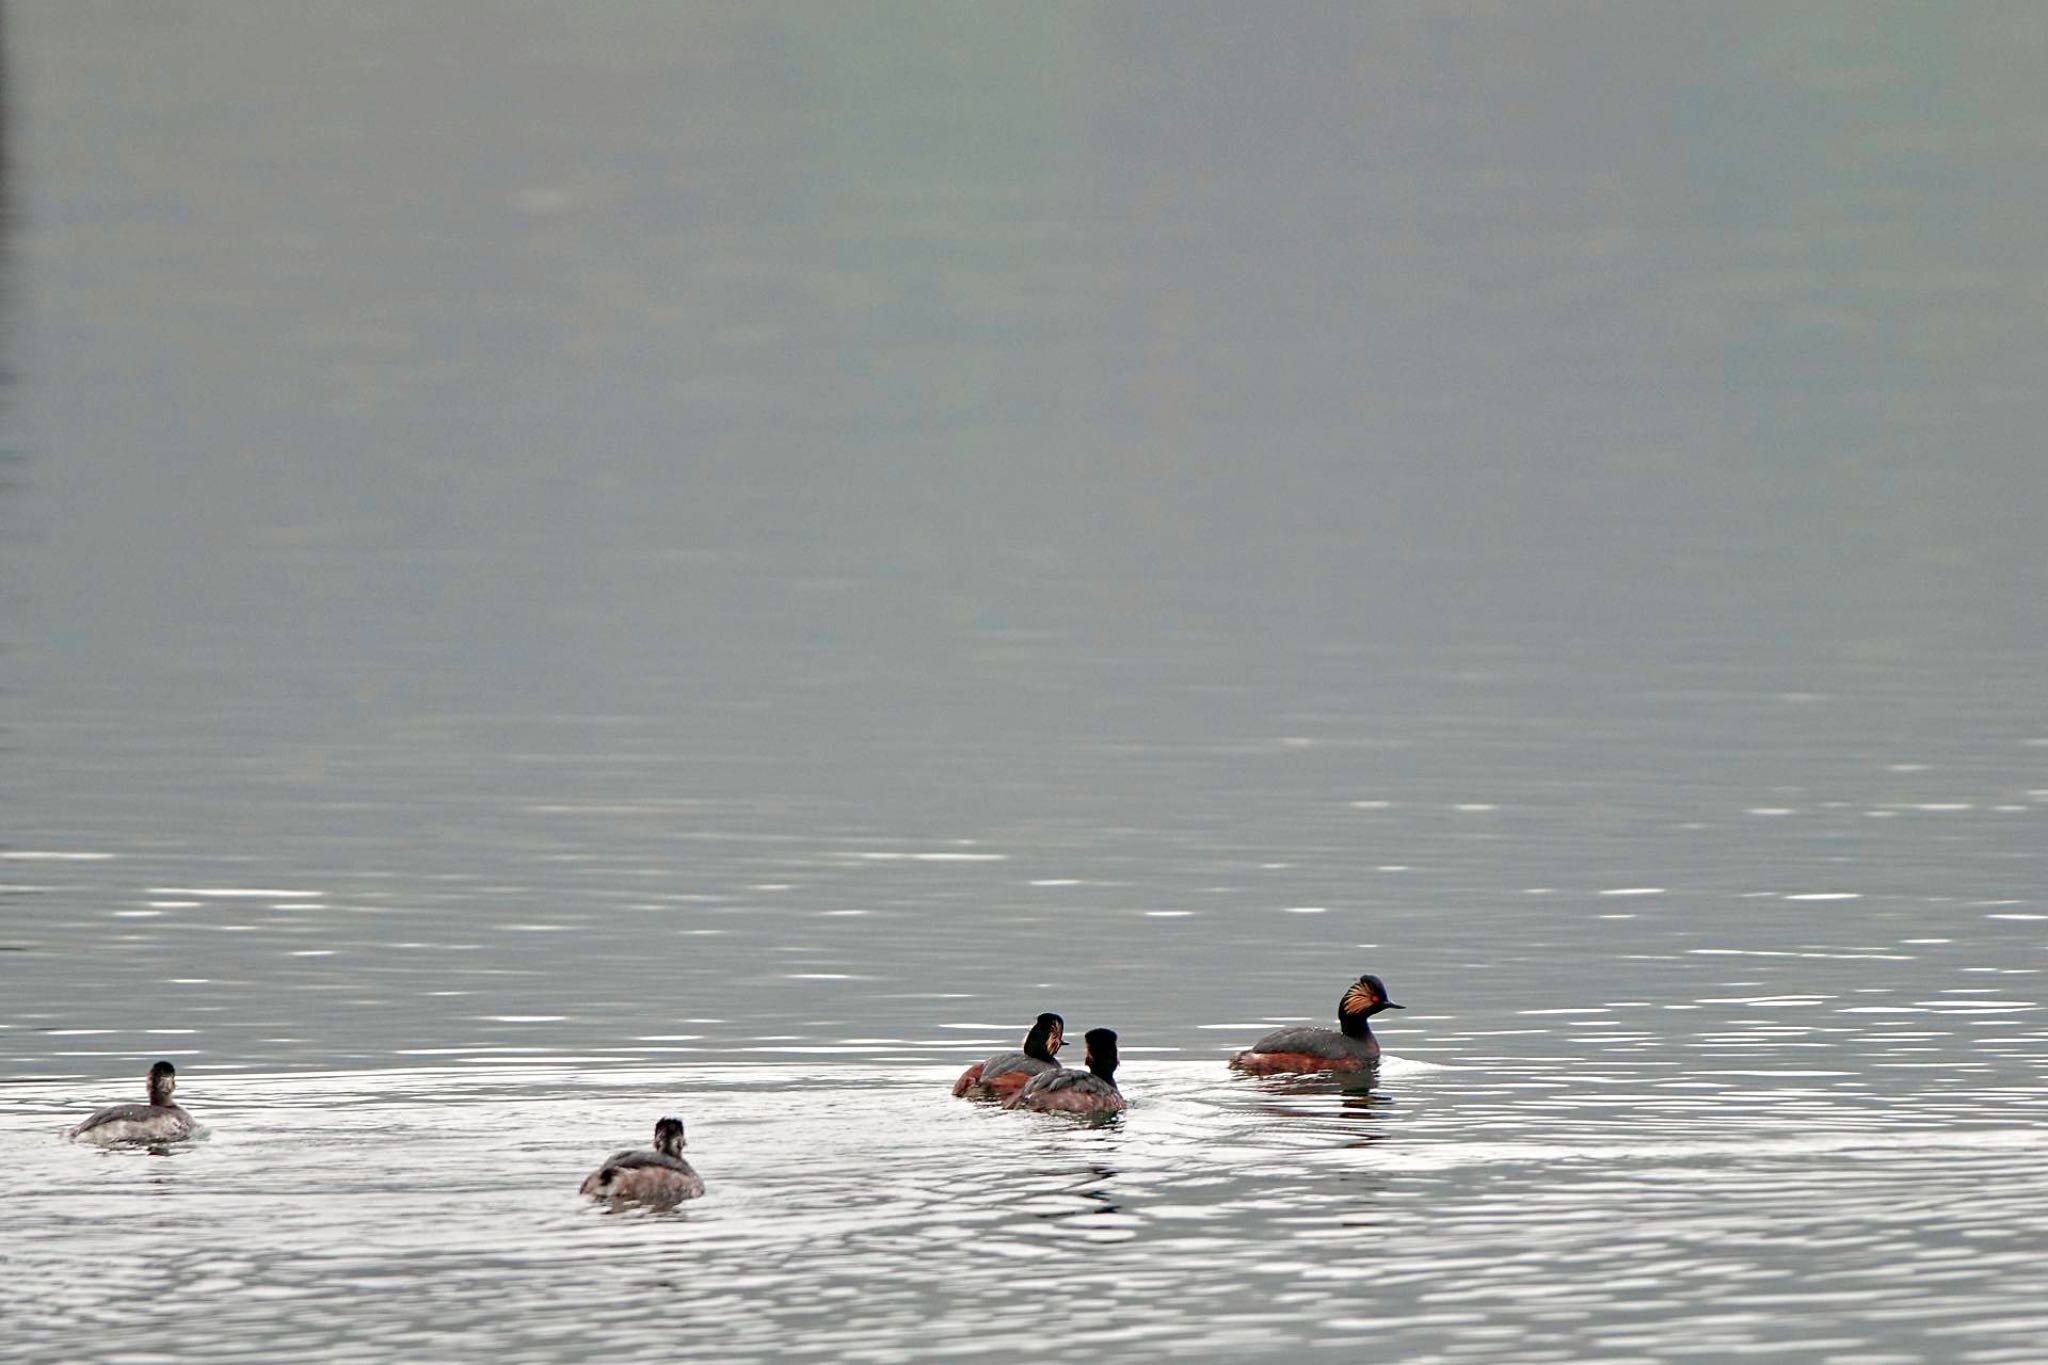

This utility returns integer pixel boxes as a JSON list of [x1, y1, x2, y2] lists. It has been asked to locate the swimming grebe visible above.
[[1228, 974, 1403, 1074], [1005, 1027, 1126, 1114], [952, 1012, 1065, 1099], [579, 1116, 705, 1203], [67, 1061, 195, 1144]]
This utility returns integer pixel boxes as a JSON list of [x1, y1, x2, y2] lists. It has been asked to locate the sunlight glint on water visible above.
[[7, 1062, 2047, 1362]]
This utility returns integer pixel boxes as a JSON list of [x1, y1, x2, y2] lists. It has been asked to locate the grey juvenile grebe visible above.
[[952, 1012, 1064, 1099], [67, 1061, 195, 1144], [1005, 1027, 1126, 1114], [579, 1116, 705, 1203], [1229, 973, 1403, 1074]]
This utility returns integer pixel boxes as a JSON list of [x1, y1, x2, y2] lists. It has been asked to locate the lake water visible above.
[[4, 5, 2045, 1361]]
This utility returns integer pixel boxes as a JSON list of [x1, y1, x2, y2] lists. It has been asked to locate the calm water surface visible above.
[[4, 4, 2046, 1361], [8, 1060, 2046, 1362]]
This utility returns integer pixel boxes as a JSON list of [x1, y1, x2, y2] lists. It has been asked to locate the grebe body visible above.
[[1007, 1027, 1126, 1114], [68, 1062, 194, 1145], [580, 1117, 705, 1204], [1229, 974, 1403, 1074], [953, 1012, 1064, 1099]]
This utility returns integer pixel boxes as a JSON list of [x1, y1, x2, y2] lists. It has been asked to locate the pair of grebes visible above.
[[67, 972, 1403, 1206], [62, 1063, 707, 1205]]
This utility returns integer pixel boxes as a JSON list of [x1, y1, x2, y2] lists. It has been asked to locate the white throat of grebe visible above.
[[146, 1062, 177, 1106]]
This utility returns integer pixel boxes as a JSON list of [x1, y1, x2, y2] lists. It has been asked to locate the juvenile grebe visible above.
[[67, 1061, 195, 1144], [580, 1116, 705, 1203], [952, 1012, 1064, 1099], [1229, 974, 1404, 1074], [1005, 1027, 1126, 1114]]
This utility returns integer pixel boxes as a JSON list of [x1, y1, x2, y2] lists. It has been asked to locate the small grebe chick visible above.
[[67, 1061, 195, 1145], [952, 1012, 1065, 1099], [1005, 1027, 1126, 1114], [580, 1116, 705, 1204], [1229, 974, 1404, 1074]]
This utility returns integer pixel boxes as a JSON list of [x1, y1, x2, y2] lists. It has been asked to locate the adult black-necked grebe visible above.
[[580, 1116, 705, 1203], [67, 1061, 195, 1144], [1005, 1027, 1126, 1114], [952, 1012, 1064, 1099], [1229, 974, 1404, 1074]]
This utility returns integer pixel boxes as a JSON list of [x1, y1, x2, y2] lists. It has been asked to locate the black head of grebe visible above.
[[1338, 974, 1403, 1040], [1083, 1028, 1119, 1083], [951, 1012, 1070, 1098], [653, 1116, 686, 1158], [146, 1061, 178, 1107], [1024, 1012, 1065, 1063]]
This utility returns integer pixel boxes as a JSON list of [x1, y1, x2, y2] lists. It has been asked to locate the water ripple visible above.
[[6, 1060, 2045, 1362]]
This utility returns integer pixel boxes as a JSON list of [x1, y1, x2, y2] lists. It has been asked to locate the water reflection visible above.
[[1232, 1072, 1399, 1154], [1027, 1162, 1127, 1235]]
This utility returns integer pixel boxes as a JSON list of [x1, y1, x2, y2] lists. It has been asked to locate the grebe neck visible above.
[[1082, 1028, 1120, 1082], [146, 1063, 177, 1107]]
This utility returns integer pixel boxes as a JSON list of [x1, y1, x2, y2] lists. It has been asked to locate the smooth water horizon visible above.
[[5, 4, 2046, 1361]]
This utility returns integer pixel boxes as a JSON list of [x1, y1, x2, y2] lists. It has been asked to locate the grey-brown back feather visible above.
[[1245, 1026, 1373, 1058]]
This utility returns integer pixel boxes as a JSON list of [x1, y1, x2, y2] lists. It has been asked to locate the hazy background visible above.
[[3, 2, 2043, 1072], [6, 7, 2048, 1362]]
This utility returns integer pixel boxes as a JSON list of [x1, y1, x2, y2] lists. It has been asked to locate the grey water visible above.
[[3, 4, 2045, 1361]]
